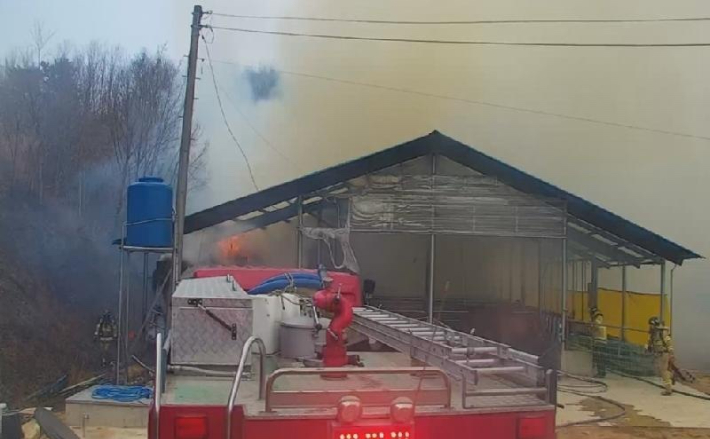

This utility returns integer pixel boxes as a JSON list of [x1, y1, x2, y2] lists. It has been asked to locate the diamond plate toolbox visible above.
[[171, 276, 253, 366]]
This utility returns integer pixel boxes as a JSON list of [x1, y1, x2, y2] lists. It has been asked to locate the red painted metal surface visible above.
[[152, 404, 555, 439], [159, 267, 555, 439], [193, 266, 363, 306], [242, 417, 330, 439], [151, 405, 238, 439]]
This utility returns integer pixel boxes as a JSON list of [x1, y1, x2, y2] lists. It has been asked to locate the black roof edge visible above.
[[184, 133, 434, 233], [185, 130, 702, 265], [430, 131, 702, 265]]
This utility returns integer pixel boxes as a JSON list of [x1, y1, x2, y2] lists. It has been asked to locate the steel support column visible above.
[[659, 260, 667, 325], [297, 196, 303, 268], [142, 253, 149, 324], [670, 264, 677, 335], [561, 238, 568, 342], [427, 154, 436, 324], [316, 203, 323, 265], [571, 262, 577, 318], [428, 234, 436, 323], [590, 260, 599, 310], [621, 265, 627, 341], [123, 252, 132, 384], [509, 244, 515, 302], [116, 248, 125, 384], [521, 244, 527, 305], [537, 240, 543, 311], [581, 262, 586, 322]]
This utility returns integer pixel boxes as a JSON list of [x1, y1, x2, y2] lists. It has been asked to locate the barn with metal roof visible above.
[[184, 130, 700, 360]]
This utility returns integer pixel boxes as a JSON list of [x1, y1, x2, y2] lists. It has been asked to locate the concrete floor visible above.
[[70, 426, 144, 439], [65, 386, 150, 428], [557, 374, 710, 428]]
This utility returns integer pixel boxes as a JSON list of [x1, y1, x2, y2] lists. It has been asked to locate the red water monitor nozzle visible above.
[[313, 277, 353, 368]]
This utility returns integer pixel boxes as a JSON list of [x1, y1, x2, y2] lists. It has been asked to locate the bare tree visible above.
[[0, 39, 208, 405], [30, 21, 56, 66], [101, 48, 194, 218], [0, 41, 205, 219]]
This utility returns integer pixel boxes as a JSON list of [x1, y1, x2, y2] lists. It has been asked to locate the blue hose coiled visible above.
[[91, 385, 152, 402], [262, 273, 321, 284], [247, 272, 323, 295]]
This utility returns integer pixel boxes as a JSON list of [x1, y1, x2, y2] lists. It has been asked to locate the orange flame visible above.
[[216, 234, 250, 264]]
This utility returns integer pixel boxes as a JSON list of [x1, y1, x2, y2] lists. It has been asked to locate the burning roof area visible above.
[[215, 234, 252, 266]]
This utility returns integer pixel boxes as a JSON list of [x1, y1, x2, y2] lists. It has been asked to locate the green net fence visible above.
[[567, 334, 656, 377]]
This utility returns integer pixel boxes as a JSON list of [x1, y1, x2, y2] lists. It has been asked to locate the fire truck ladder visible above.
[[350, 306, 556, 409]]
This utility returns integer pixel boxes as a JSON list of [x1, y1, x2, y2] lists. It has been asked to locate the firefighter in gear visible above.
[[590, 308, 608, 378], [94, 311, 118, 367], [647, 316, 674, 396]]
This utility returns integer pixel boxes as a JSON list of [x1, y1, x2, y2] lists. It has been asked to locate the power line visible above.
[[200, 36, 260, 190], [207, 25, 710, 47], [214, 77, 302, 169], [210, 59, 710, 141], [211, 12, 710, 25]]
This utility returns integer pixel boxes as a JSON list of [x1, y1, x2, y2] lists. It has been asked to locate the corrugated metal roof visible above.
[[185, 131, 701, 265]]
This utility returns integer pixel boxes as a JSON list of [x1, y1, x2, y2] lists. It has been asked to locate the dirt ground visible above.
[[559, 427, 710, 439], [559, 372, 710, 438], [575, 395, 670, 427], [687, 372, 710, 396]]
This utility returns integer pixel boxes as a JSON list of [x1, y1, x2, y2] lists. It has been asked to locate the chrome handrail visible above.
[[265, 367, 452, 412], [226, 336, 266, 439], [154, 332, 164, 439]]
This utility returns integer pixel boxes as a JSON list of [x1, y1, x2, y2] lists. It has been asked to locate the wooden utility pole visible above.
[[172, 5, 204, 291]]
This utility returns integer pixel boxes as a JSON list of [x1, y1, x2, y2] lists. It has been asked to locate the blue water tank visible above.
[[126, 177, 173, 248]]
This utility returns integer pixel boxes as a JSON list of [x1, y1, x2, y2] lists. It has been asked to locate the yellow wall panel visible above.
[[566, 288, 670, 346]]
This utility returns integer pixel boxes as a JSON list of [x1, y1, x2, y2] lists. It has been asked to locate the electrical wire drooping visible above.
[[201, 34, 260, 191]]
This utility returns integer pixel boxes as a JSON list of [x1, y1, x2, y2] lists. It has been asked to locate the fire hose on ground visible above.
[[556, 368, 710, 428], [614, 370, 710, 402], [556, 371, 627, 428]]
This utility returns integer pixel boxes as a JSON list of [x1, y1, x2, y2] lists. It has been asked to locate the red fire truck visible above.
[[148, 267, 556, 439]]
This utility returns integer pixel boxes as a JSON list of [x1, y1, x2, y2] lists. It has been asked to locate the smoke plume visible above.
[[244, 65, 281, 103]]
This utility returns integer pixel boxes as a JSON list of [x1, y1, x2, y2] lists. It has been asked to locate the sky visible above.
[[2, 0, 710, 369]]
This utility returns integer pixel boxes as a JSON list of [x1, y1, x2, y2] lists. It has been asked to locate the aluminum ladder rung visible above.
[[351, 306, 547, 404], [451, 347, 498, 355], [470, 366, 525, 374], [413, 333, 445, 338], [420, 336, 449, 342], [455, 358, 498, 367], [389, 324, 425, 329]]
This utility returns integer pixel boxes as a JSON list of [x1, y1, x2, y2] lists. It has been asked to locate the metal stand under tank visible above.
[[65, 385, 150, 429], [115, 244, 172, 384]]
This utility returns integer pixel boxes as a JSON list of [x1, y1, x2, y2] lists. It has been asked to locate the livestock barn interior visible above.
[[183, 131, 699, 368]]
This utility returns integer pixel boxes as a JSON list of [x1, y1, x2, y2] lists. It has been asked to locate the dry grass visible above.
[[0, 251, 97, 406], [686, 372, 710, 396]]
